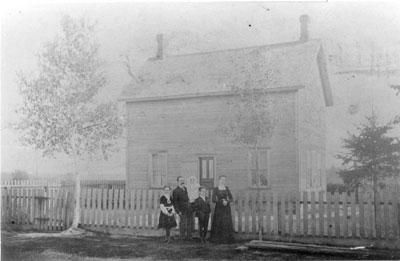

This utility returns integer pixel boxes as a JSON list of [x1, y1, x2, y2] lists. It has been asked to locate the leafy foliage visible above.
[[15, 15, 123, 160], [216, 49, 285, 147], [337, 113, 400, 191]]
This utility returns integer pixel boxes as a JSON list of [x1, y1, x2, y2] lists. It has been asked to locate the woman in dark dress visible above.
[[209, 175, 235, 244], [158, 185, 177, 244]]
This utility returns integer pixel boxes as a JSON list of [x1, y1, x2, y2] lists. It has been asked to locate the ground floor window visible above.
[[149, 151, 168, 187], [249, 148, 270, 188], [306, 150, 322, 188]]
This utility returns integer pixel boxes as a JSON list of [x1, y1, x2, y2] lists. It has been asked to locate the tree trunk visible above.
[[69, 137, 81, 229], [70, 168, 81, 229]]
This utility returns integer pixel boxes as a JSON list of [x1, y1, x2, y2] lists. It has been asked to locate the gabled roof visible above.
[[120, 39, 333, 106]]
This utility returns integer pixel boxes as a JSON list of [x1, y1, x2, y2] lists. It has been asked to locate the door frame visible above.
[[198, 155, 216, 190]]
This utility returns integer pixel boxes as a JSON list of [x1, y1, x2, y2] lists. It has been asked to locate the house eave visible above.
[[119, 85, 305, 103]]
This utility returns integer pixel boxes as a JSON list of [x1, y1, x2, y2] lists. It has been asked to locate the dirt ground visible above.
[[2, 230, 400, 261]]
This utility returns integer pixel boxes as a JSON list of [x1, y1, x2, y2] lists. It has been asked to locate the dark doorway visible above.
[[199, 157, 214, 190]]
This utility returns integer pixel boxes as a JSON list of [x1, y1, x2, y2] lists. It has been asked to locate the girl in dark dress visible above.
[[158, 185, 177, 244], [209, 175, 235, 244]]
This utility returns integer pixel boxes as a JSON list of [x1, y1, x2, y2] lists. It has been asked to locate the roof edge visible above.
[[148, 39, 322, 61], [119, 85, 305, 103]]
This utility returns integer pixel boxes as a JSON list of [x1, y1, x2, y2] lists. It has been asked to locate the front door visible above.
[[199, 157, 214, 190]]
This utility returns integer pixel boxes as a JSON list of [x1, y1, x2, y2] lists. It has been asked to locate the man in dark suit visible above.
[[193, 186, 211, 243], [172, 176, 192, 240]]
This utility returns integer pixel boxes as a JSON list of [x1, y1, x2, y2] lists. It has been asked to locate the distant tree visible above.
[[15, 15, 123, 231], [11, 169, 30, 180], [337, 112, 400, 213]]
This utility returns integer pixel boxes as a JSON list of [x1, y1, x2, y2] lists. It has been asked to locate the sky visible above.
[[1, 1, 400, 179]]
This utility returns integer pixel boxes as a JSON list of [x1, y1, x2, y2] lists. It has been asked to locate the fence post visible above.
[[334, 192, 340, 238], [358, 192, 365, 238], [302, 191, 308, 236], [375, 191, 381, 239]]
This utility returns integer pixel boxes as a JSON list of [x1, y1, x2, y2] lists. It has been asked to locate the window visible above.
[[149, 152, 168, 187], [249, 148, 270, 188], [306, 150, 322, 188]]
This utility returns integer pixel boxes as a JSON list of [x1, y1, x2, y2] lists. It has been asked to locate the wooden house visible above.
[[120, 15, 333, 194]]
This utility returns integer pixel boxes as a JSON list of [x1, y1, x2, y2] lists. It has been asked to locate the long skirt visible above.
[[209, 203, 235, 244]]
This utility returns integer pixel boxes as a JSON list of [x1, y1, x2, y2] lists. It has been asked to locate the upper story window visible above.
[[249, 148, 270, 188]]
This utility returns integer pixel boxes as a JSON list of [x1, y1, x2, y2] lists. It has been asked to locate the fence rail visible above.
[[2, 185, 399, 240], [1, 180, 126, 189]]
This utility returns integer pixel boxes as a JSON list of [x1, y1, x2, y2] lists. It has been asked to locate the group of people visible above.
[[158, 175, 235, 244]]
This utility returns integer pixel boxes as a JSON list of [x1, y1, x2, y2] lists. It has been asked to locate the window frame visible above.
[[148, 150, 168, 188], [248, 147, 271, 189]]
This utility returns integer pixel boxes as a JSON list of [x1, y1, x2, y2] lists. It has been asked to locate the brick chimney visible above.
[[299, 15, 310, 42], [156, 34, 163, 59]]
